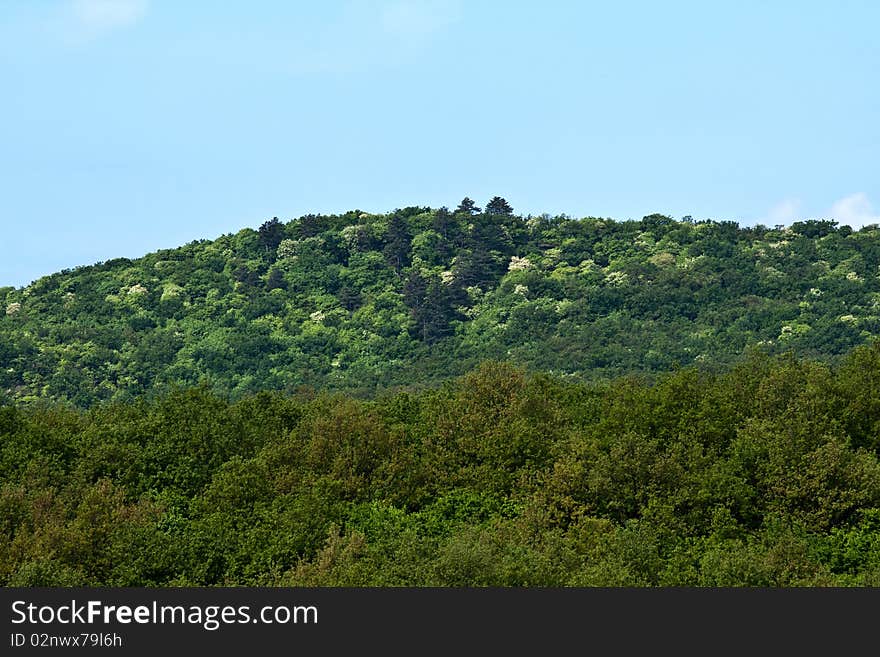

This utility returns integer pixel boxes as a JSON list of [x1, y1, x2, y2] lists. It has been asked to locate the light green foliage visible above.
[[1, 209, 879, 405]]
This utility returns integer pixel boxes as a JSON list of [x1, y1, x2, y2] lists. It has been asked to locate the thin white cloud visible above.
[[289, 1, 461, 75], [69, 0, 149, 38], [381, 0, 461, 42], [761, 198, 802, 226], [758, 193, 879, 230], [829, 192, 880, 229]]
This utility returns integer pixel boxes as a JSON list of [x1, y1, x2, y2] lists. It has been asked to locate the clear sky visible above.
[[2, 1, 878, 288]]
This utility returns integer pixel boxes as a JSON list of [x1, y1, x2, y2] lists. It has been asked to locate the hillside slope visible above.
[[2, 201, 879, 405]]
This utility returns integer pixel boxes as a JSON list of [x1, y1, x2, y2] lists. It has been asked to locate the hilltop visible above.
[[2, 198, 879, 405]]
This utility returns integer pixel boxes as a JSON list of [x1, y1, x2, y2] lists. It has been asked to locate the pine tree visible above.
[[383, 215, 412, 273], [403, 271, 461, 343], [258, 217, 285, 254], [485, 196, 513, 216], [432, 206, 460, 255], [266, 268, 287, 291], [456, 197, 481, 215]]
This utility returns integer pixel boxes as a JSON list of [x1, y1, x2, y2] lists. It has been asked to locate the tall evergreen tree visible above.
[[456, 197, 481, 215], [485, 196, 514, 216], [297, 214, 322, 238], [452, 246, 500, 289], [266, 267, 287, 291], [403, 269, 428, 310], [432, 207, 454, 240], [432, 206, 460, 255], [383, 215, 412, 273], [258, 217, 285, 254], [403, 270, 461, 343], [337, 285, 362, 311]]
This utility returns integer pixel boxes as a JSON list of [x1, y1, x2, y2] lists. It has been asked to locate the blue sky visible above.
[[2, 1, 878, 288]]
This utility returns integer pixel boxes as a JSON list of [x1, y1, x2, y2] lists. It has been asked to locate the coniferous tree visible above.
[[452, 246, 499, 289], [232, 263, 261, 287], [297, 214, 322, 238], [266, 268, 287, 291], [337, 285, 362, 311], [383, 215, 412, 273], [403, 269, 428, 311], [403, 271, 461, 343], [432, 207, 454, 240], [431, 206, 459, 256], [485, 196, 513, 216], [456, 197, 481, 215], [258, 217, 285, 255]]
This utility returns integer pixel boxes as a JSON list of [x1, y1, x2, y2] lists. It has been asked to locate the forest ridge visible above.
[[2, 198, 880, 406]]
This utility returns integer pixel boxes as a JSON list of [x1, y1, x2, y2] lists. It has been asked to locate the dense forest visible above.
[[2, 199, 880, 586], [2, 199, 879, 406], [2, 348, 880, 586]]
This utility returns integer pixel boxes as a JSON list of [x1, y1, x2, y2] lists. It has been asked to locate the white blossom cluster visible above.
[[277, 239, 298, 260], [508, 256, 533, 271], [339, 225, 367, 251], [161, 284, 184, 302]]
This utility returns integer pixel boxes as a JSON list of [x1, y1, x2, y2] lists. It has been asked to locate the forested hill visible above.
[[2, 197, 880, 406]]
